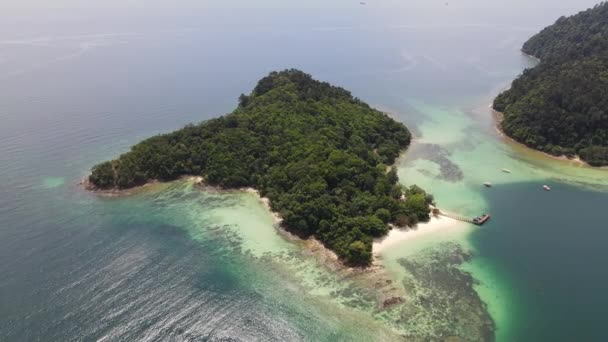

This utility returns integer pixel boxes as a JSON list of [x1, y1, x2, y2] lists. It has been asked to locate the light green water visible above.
[[41, 176, 66, 189], [461, 257, 517, 342]]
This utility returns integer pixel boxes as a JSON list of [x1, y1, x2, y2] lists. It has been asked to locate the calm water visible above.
[[1, 1, 607, 341]]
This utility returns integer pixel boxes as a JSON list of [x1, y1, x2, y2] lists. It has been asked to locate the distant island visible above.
[[493, 2, 608, 166], [88, 69, 432, 265]]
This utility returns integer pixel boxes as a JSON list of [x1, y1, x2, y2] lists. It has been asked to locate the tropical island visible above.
[[88, 69, 432, 265], [493, 2, 608, 166]]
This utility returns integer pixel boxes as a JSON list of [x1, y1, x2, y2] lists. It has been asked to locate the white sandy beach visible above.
[[373, 215, 466, 253]]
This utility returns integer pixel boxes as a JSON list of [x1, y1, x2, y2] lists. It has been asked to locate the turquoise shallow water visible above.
[[1, 1, 608, 341]]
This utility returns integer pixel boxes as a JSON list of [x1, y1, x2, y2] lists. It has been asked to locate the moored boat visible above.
[[472, 214, 491, 225]]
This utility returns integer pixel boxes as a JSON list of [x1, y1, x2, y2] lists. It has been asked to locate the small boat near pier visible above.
[[472, 214, 491, 225]]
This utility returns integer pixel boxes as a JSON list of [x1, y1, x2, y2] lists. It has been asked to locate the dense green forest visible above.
[[89, 69, 432, 265], [493, 2, 608, 166]]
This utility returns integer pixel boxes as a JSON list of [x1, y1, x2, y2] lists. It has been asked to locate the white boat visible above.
[[484, 182, 492, 187], [543, 185, 551, 191], [502, 169, 512, 173]]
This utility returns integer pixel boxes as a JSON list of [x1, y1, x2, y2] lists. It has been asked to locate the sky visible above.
[[0, 0, 601, 42], [1, 0, 600, 11]]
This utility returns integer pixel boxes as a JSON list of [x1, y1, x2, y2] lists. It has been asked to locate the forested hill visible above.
[[89, 69, 432, 265], [493, 2, 608, 166], [522, 3, 608, 60]]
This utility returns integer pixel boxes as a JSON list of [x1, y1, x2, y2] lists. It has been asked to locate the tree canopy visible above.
[[493, 2, 608, 166], [89, 69, 432, 265]]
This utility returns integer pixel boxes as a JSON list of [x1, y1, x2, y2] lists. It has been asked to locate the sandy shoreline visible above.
[[242, 187, 283, 225], [82, 174, 471, 309], [490, 108, 597, 168], [373, 215, 464, 253], [241, 184, 459, 261], [494, 52, 605, 169], [83, 175, 465, 265]]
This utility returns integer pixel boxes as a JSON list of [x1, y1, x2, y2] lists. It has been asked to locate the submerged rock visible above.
[[408, 144, 464, 182], [381, 296, 404, 308], [394, 242, 495, 341]]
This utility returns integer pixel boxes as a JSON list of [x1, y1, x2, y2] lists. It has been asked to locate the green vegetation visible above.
[[89, 69, 432, 265], [493, 2, 608, 166]]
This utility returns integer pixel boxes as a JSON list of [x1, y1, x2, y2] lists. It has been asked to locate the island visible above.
[[88, 69, 432, 265], [493, 2, 608, 166]]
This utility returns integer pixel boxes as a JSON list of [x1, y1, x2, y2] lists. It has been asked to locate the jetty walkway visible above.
[[433, 208, 490, 225]]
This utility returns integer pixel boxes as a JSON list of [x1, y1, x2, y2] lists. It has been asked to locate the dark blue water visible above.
[[474, 182, 608, 341], [0, 182, 375, 341]]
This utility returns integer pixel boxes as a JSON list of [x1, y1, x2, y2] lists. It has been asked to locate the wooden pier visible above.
[[433, 208, 490, 226]]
